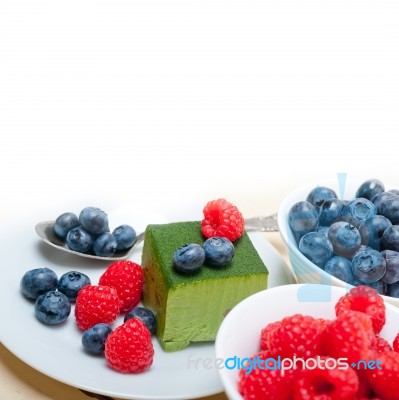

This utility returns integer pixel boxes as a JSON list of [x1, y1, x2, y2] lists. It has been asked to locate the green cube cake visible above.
[[141, 221, 269, 352]]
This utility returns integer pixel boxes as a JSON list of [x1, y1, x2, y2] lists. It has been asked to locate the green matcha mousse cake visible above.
[[141, 221, 269, 352]]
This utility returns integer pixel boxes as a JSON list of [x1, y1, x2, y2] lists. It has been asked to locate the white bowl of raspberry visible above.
[[276, 176, 399, 307], [215, 283, 399, 400]]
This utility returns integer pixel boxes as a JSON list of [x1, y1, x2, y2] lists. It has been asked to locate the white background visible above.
[[1, 1, 399, 214]]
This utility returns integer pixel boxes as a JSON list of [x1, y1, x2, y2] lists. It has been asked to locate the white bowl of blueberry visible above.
[[277, 177, 399, 306]]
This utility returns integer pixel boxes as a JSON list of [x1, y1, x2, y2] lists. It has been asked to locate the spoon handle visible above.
[[244, 213, 279, 232]]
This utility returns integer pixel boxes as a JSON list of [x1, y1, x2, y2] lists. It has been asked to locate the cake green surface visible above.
[[142, 221, 269, 351]]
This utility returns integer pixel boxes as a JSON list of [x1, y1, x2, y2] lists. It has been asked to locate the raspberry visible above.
[[260, 320, 281, 351], [105, 318, 154, 373], [75, 285, 120, 330], [321, 311, 376, 363], [268, 314, 324, 358], [239, 350, 295, 400], [393, 333, 399, 352], [366, 351, 399, 400], [293, 358, 359, 400], [201, 198, 244, 242], [99, 261, 144, 312], [335, 285, 386, 334], [373, 335, 392, 354]]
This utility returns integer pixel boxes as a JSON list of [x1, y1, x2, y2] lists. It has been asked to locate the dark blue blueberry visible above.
[[387, 281, 399, 298], [318, 198, 344, 226], [203, 237, 235, 267], [79, 207, 109, 235], [371, 192, 396, 212], [54, 212, 79, 239], [355, 179, 385, 200], [57, 271, 91, 301], [340, 198, 377, 228], [317, 226, 329, 237], [112, 225, 136, 251], [66, 227, 93, 253], [20, 268, 58, 300], [124, 307, 157, 334], [306, 186, 337, 209], [92, 233, 117, 257], [381, 226, 399, 252], [324, 256, 355, 283], [173, 243, 205, 274], [34, 290, 71, 325], [288, 201, 318, 243], [380, 250, 399, 284], [298, 232, 333, 268], [327, 221, 361, 258], [351, 248, 386, 283], [82, 323, 112, 354], [358, 215, 392, 251], [379, 195, 399, 224]]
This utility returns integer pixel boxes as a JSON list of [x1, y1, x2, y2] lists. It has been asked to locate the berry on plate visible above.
[[393, 333, 399, 352], [57, 271, 91, 302], [124, 306, 157, 334], [201, 198, 244, 242], [35, 290, 71, 325], [335, 285, 386, 334], [20, 267, 58, 300], [99, 260, 144, 312], [75, 285, 120, 330], [82, 323, 113, 354], [105, 318, 154, 373]]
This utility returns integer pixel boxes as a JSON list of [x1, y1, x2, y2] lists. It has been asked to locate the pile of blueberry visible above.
[[173, 237, 235, 274], [289, 178, 399, 297], [54, 207, 136, 257]]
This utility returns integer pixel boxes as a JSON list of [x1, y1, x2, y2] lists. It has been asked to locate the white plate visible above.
[[0, 201, 295, 400]]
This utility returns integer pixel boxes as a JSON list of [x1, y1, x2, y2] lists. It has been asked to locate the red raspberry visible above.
[[335, 285, 386, 334], [105, 318, 154, 373], [366, 351, 399, 400], [321, 311, 376, 364], [393, 333, 399, 352], [373, 335, 393, 354], [201, 198, 244, 242], [75, 285, 120, 330], [293, 357, 359, 400], [99, 260, 144, 312], [239, 350, 295, 400], [260, 320, 281, 351], [268, 314, 324, 358]]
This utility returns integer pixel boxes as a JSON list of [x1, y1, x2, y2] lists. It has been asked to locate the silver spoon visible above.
[[35, 214, 278, 261]]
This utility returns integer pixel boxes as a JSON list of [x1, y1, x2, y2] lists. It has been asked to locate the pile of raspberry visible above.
[[239, 285, 399, 400]]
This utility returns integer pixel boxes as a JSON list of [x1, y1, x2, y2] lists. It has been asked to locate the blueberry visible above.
[[318, 198, 344, 226], [317, 226, 329, 237], [288, 201, 318, 243], [82, 323, 112, 354], [355, 179, 385, 200], [57, 271, 91, 301], [124, 307, 157, 334], [381, 226, 399, 252], [92, 233, 117, 257], [66, 227, 93, 253], [34, 291, 71, 325], [324, 256, 355, 283], [79, 207, 109, 235], [327, 221, 361, 258], [20, 268, 58, 300], [358, 215, 392, 251], [173, 243, 205, 274], [351, 248, 386, 283], [54, 212, 80, 239], [298, 232, 333, 268], [203, 237, 235, 267], [112, 225, 136, 251], [306, 186, 337, 209], [371, 191, 396, 212], [340, 198, 377, 228], [379, 195, 399, 224], [388, 189, 399, 195], [387, 281, 399, 298], [380, 250, 399, 284]]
